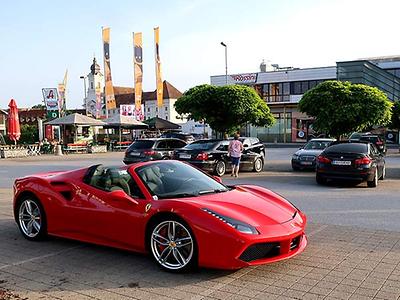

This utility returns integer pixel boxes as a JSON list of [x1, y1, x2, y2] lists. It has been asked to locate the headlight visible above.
[[292, 154, 299, 160], [202, 208, 259, 234]]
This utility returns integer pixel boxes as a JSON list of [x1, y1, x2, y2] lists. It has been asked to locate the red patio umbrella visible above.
[[7, 99, 21, 144]]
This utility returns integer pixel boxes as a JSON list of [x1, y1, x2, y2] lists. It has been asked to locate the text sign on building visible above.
[[42, 88, 59, 111], [230, 73, 258, 84]]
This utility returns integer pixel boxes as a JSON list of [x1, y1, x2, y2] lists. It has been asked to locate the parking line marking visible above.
[[0, 245, 83, 270]]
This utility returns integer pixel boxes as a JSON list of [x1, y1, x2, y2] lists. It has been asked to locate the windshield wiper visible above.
[[158, 192, 199, 199], [198, 188, 228, 195]]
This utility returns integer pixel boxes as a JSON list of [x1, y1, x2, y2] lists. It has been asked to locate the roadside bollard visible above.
[[55, 145, 63, 156]]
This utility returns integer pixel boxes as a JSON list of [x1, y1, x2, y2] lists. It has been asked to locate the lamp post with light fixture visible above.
[[220, 42, 228, 85]]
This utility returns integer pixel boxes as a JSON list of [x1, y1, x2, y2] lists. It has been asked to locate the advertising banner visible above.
[[58, 69, 68, 115], [42, 88, 59, 111], [120, 104, 144, 121], [102, 27, 116, 110], [133, 32, 143, 111], [154, 27, 163, 107]]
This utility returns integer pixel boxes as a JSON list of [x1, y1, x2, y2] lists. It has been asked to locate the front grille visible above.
[[290, 236, 301, 251], [239, 242, 280, 262], [300, 155, 315, 161]]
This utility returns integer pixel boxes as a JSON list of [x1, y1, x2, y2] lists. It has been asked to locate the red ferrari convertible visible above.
[[13, 160, 307, 272]]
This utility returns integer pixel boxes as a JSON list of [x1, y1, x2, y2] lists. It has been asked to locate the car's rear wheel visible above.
[[253, 157, 263, 172], [379, 164, 386, 180], [367, 170, 378, 188], [214, 160, 226, 177], [17, 196, 47, 241], [149, 218, 197, 272], [316, 173, 327, 185]]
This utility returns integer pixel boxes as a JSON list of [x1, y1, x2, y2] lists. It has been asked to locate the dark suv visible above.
[[358, 135, 386, 154], [124, 138, 187, 164], [174, 139, 264, 176]]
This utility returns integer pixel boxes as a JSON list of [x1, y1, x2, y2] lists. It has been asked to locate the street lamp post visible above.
[[220, 42, 228, 85]]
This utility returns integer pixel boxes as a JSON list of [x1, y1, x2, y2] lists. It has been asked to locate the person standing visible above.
[[228, 133, 243, 177]]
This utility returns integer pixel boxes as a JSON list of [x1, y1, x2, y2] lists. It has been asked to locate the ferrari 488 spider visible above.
[[13, 160, 307, 272]]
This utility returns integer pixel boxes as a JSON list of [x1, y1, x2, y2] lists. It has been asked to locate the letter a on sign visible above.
[[47, 90, 54, 99]]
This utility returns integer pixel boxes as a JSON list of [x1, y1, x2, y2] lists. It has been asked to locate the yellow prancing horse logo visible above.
[[145, 203, 152, 213]]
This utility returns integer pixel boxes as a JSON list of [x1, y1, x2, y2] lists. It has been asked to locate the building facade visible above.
[[211, 56, 400, 142]]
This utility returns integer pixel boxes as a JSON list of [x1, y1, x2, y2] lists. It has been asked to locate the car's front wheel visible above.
[[16, 196, 47, 241], [149, 218, 197, 272], [253, 157, 263, 172]]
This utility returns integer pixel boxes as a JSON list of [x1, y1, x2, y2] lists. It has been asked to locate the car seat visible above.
[[141, 167, 164, 194], [109, 170, 131, 195]]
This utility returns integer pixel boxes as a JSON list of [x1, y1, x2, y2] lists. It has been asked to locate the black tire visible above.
[[253, 157, 264, 172], [16, 195, 47, 241], [316, 173, 327, 185], [367, 170, 378, 188], [214, 160, 226, 177], [148, 216, 197, 273], [379, 164, 386, 180], [292, 165, 300, 171]]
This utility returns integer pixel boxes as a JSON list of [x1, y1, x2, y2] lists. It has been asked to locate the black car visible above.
[[358, 135, 386, 154], [239, 137, 266, 157], [316, 142, 385, 187], [161, 132, 195, 143], [123, 138, 187, 164], [174, 139, 264, 176]]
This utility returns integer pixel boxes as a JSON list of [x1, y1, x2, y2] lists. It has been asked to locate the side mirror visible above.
[[110, 189, 139, 205], [213, 176, 223, 183], [243, 144, 249, 148]]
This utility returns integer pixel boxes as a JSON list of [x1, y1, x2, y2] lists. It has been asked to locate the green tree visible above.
[[19, 124, 39, 144], [175, 84, 275, 135], [389, 100, 400, 130], [299, 81, 392, 139], [32, 104, 45, 109]]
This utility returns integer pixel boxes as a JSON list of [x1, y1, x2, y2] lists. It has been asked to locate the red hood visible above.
[[185, 185, 296, 226]]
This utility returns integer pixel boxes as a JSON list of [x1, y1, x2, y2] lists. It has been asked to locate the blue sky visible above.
[[1, 0, 400, 108]]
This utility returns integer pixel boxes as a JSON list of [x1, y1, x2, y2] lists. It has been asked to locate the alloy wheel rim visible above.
[[255, 159, 262, 171], [19, 200, 41, 238], [217, 162, 225, 175], [151, 221, 194, 270]]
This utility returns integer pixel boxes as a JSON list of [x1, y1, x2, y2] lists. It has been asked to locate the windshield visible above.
[[135, 161, 228, 199], [183, 141, 218, 151], [128, 140, 155, 150], [304, 141, 331, 150]]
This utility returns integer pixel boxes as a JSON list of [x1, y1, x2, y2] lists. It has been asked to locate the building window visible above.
[[165, 115, 168, 120], [165, 106, 168, 111], [91, 82, 94, 89], [147, 107, 150, 112]]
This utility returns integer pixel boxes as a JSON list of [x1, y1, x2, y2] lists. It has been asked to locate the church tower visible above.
[[85, 57, 104, 118]]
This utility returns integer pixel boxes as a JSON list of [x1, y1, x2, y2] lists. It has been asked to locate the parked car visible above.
[[174, 139, 264, 176], [124, 138, 187, 164], [238, 137, 266, 157], [13, 160, 307, 272], [291, 138, 336, 171], [348, 132, 371, 142], [358, 134, 386, 154], [316, 142, 385, 187], [161, 132, 195, 143]]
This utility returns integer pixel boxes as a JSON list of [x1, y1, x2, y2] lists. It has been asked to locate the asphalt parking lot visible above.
[[0, 149, 400, 299]]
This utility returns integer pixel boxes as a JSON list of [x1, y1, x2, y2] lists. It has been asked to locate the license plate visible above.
[[130, 152, 140, 156], [332, 160, 351, 166], [301, 161, 313, 165], [179, 154, 191, 159]]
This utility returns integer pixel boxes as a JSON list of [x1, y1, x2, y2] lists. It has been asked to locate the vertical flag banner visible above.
[[133, 32, 143, 111], [154, 27, 163, 108], [102, 27, 116, 110], [58, 69, 67, 117], [95, 85, 102, 119]]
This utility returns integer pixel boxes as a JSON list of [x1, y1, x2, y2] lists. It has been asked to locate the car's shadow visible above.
[[0, 219, 235, 295]]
